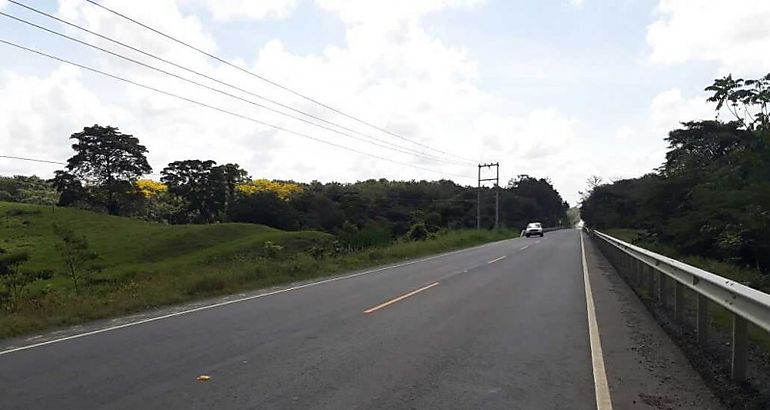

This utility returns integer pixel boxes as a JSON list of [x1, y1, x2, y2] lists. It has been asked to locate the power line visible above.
[[80, 0, 478, 164], [4, 1, 472, 166], [0, 155, 65, 165], [0, 11, 465, 167], [0, 38, 472, 182]]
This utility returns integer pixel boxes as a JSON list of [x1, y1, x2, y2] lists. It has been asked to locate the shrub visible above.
[[53, 224, 99, 294], [407, 222, 429, 241], [263, 241, 284, 258]]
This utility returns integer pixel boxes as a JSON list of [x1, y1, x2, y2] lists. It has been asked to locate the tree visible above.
[[60, 125, 152, 215], [707, 73, 769, 131], [162, 160, 226, 223], [215, 163, 250, 213], [508, 175, 569, 226], [53, 225, 98, 294], [228, 191, 299, 230], [51, 170, 87, 207]]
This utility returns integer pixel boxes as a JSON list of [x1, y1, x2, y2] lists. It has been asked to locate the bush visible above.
[[263, 241, 284, 258], [309, 246, 326, 260], [407, 223, 429, 241]]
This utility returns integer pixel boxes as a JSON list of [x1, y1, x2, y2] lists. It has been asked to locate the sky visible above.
[[1, 0, 769, 205]]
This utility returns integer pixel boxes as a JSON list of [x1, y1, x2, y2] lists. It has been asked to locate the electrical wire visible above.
[[0, 11, 465, 166], [4, 1, 473, 166], [0, 38, 472, 182], [0, 155, 65, 165], [80, 0, 479, 164]]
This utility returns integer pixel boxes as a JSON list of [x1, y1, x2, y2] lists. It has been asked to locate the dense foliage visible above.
[[0, 175, 59, 205], [1, 125, 569, 244], [581, 73, 770, 271]]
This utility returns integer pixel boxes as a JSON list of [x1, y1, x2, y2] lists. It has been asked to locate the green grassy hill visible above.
[[1, 201, 330, 278], [0, 202, 334, 337], [0, 202, 512, 338]]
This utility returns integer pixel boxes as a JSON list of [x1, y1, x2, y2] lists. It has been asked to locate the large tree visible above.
[[61, 125, 151, 215], [161, 160, 247, 223]]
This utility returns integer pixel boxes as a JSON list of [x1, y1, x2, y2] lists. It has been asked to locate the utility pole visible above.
[[477, 164, 481, 230], [495, 163, 500, 230], [477, 162, 500, 230]]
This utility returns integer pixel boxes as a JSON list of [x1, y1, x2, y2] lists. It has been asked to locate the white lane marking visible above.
[[519, 245, 529, 250], [580, 232, 613, 410], [435, 269, 468, 282], [363, 282, 440, 313], [0, 239, 511, 356], [487, 256, 507, 264]]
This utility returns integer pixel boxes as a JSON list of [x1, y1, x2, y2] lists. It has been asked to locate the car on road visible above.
[[525, 222, 544, 237]]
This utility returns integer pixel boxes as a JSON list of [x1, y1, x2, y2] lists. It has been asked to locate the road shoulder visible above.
[[582, 232, 723, 409]]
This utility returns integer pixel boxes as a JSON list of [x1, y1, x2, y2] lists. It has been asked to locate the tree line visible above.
[[581, 73, 770, 271], [1, 124, 569, 245]]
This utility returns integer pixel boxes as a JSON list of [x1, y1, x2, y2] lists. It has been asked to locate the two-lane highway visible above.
[[1, 230, 599, 409]]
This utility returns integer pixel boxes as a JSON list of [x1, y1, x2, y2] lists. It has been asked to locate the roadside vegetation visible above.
[[581, 73, 770, 281], [0, 201, 514, 338]]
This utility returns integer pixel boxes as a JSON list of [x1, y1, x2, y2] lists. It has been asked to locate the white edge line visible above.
[[487, 255, 507, 264], [580, 231, 613, 410], [0, 239, 507, 356]]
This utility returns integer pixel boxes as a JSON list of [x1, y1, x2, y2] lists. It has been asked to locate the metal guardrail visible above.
[[587, 229, 770, 381]]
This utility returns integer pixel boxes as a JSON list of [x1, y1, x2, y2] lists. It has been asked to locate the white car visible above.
[[525, 222, 544, 237]]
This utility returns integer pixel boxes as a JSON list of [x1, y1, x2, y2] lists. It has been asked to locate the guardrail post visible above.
[[674, 281, 685, 323], [697, 294, 708, 345], [646, 264, 655, 297], [731, 314, 748, 382], [658, 271, 667, 307]]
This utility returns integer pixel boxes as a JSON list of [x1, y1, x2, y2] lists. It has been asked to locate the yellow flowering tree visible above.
[[236, 179, 302, 200], [134, 179, 167, 198]]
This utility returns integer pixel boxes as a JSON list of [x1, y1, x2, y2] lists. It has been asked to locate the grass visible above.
[[0, 202, 514, 339]]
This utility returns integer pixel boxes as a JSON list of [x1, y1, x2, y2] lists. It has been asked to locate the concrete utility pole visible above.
[[477, 162, 500, 230], [477, 165, 481, 230]]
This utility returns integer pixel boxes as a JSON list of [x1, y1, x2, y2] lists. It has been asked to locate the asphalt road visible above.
[[1, 230, 598, 409]]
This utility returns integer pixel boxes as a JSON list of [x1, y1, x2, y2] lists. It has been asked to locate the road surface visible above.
[[0, 230, 719, 409]]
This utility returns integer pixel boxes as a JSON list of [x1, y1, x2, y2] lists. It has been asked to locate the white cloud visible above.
[[647, 0, 770, 74], [568, 0, 584, 7], [476, 109, 576, 159], [318, 0, 484, 25], [615, 125, 635, 142], [650, 88, 715, 133], [0, 66, 128, 176], [0, 0, 7, 10], [196, 0, 298, 21], [2, 0, 585, 201]]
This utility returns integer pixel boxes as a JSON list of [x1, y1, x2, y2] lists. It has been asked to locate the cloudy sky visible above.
[[1, 0, 769, 204]]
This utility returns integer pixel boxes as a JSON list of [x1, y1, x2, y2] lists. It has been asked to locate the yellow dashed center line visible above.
[[363, 282, 440, 314]]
